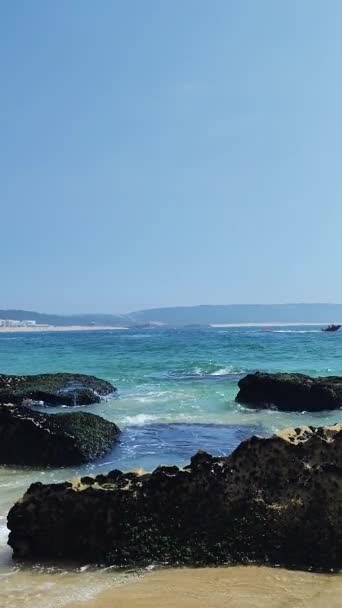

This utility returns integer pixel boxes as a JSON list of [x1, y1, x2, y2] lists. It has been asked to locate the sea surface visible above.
[[0, 325, 342, 607]]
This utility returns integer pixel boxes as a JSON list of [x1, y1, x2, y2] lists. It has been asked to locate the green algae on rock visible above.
[[236, 371, 342, 411], [8, 424, 342, 570], [0, 373, 116, 406], [0, 404, 120, 466]]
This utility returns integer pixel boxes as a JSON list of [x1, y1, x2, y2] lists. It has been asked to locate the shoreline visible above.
[[0, 322, 338, 333], [0, 325, 129, 333], [67, 566, 342, 608]]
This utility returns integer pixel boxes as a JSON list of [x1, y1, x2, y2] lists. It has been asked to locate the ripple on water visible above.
[[94, 422, 264, 471]]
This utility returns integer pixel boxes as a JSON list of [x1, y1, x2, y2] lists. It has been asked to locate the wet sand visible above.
[[68, 566, 342, 608]]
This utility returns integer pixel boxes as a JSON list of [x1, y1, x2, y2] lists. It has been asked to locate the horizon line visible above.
[[1, 302, 342, 316]]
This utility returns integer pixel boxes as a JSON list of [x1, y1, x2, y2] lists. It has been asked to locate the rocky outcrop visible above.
[[0, 404, 120, 466], [0, 373, 116, 406], [236, 371, 342, 411], [8, 424, 342, 570]]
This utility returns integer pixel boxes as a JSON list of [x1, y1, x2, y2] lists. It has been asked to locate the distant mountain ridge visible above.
[[1, 304, 342, 327], [0, 309, 128, 327], [132, 304, 342, 325]]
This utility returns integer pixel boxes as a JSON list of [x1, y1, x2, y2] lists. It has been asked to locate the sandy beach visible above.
[[67, 566, 342, 608], [0, 325, 128, 333]]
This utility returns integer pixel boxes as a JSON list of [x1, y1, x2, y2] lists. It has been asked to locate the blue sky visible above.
[[1, 0, 342, 313]]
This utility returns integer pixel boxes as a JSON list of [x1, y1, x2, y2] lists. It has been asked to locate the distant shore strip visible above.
[[0, 325, 129, 333], [0, 322, 339, 333]]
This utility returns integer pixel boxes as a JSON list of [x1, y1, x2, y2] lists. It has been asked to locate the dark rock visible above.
[[80, 476, 95, 486], [95, 474, 109, 485], [7, 424, 342, 570], [0, 373, 116, 406], [152, 465, 179, 476], [107, 469, 123, 481], [236, 371, 342, 411], [0, 404, 120, 466]]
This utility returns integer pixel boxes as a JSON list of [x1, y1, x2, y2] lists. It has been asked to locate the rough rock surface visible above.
[[8, 424, 342, 570], [0, 404, 120, 466], [0, 373, 116, 406], [236, 371, 342, 411]]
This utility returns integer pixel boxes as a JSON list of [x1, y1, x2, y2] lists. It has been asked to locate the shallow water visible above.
[[0, 326, 342, 606], [67, 566, 342, 608]]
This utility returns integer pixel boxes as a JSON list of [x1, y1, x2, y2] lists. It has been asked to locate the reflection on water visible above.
[[98, 422, 263, 471]]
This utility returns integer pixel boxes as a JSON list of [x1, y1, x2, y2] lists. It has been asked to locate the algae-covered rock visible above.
[[0, 373, 116, 406], [8, 424, 342, 570], [236, 371, 342, 411], [0, 404, 120, 466]]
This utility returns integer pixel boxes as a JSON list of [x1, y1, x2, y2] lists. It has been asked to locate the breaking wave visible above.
[[166, 365, 246, 380]]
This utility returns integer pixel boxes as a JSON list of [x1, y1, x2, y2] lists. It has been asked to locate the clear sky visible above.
[[1, 0, 342, 313]]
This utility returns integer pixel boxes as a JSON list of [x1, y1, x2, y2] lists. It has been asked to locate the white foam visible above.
[[211, 366, 234, 376], [174, 365, 244, 377], [133, 391, 174, 403], [0, 522, 13, 570], [122, 414, 157, 425]]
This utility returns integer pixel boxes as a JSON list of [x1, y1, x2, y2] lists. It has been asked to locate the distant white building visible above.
[[0, 319, 37, 327]]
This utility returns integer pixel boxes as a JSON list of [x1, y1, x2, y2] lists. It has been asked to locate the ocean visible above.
[[1, 325, 342, 607]]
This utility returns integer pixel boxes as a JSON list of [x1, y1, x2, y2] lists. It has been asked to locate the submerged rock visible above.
[[0, 373, 116, 406], [7, 424, 342, 570], [236, 371, 342, 411], [0, 404, 120, 466]]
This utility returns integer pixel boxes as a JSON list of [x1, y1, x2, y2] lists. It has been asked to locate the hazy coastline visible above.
[[0, 325, 129, 333], [0, 322, 337, 333]]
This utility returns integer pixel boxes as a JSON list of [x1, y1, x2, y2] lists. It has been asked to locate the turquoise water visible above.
[[1, 325, 342, 476], [1, 326, 341, 426], [1, 325, 342, 607]]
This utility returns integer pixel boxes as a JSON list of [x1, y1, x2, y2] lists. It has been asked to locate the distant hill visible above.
[[131, 304, 342, 325], [0, 310, 127, 327], [1, 304, 342, 327]]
